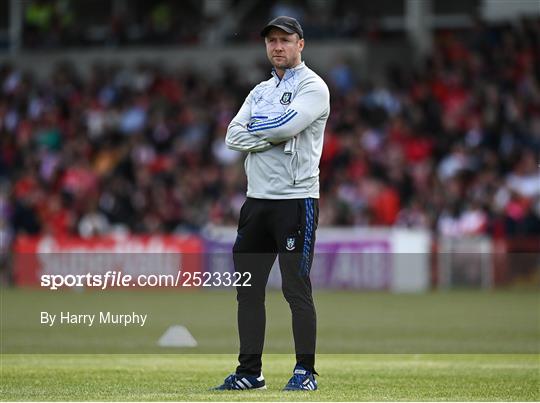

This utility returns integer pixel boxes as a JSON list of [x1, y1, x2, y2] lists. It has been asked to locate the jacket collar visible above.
[[271, 61, 305, 84]]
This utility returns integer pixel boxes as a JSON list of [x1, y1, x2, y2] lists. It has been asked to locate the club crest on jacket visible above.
[[280, 92, 292, 105]]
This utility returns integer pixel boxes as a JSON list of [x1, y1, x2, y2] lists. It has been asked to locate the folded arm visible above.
[[246, 80, 329, 144], [225, 90, 274, 152]]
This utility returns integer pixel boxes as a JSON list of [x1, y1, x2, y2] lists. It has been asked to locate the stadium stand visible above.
[[1, 3, 539, 253]]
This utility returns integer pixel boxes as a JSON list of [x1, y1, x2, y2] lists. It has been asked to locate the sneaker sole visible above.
[[213, 385, 267, 391]]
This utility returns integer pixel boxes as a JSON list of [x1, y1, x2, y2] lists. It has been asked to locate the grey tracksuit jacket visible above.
[[225, 62, 330, 199]]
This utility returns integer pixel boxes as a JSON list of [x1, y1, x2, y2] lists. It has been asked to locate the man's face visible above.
[[265, 28, 304, 71]]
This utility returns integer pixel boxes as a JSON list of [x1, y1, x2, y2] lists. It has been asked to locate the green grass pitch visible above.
[[1, 354, 538, 401], [1, 288, 539, 400]]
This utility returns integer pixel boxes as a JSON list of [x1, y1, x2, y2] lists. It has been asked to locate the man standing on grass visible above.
[[214, 15, 330, 391]]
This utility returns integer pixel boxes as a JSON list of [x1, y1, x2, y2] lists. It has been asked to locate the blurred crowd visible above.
[[1, 19, 540, 247], [20, 0, 371, 49]]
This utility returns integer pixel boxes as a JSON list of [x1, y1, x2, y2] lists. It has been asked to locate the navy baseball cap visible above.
[[261, 16, 304, 39]]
